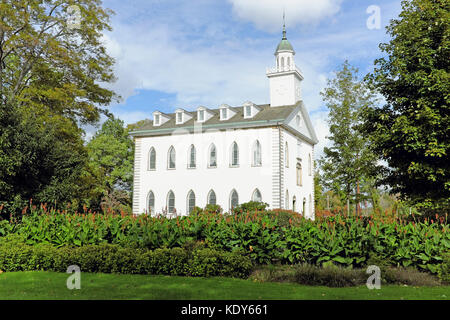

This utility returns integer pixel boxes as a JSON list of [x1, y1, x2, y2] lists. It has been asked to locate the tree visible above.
[[80, 117, 134, 211], [0, 0, 119, 208], [0, 101, 87, 210], [362, 0, 450, 210], [319, 61, 378, 214], [0, 0, 118, 123]]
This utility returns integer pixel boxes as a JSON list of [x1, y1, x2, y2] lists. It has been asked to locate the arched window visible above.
[[231, 142, 239, 166], [207, 189, 216, 205], [308, 153, 312, 176], [230, 189, 239, 210], [209, 143, 217, 167], [167, 190, 175, 214], [302, 197, 306, 215], [293, 196, 297, 212], [252, 189, 262, 202], [147, 191, 155, 215], [148, 147, 156, 170], [252, 140, 262, 166], [277, 57, 279, 69], [287, 57, 291, 68], [281, 57, 285, 70], [285, 190, 289, 209], [188, 145, 196, 168], [296, 163, 302, 186], [168, 146, 176, 169], [187, 190, 195, 214], [296, 114, 301, 127], [285, 142, 289, 168]]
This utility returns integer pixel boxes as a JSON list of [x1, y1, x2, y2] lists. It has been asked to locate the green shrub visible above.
[[204, 204, 222, 214], [232, 201, 268, 214], [2, 204, 449, 275], [219, 250, 254, 279], [149, 248, 189, 275], [188, 248, 221, 277], [437, 252, 450, 284], [383, 267, 441, 286]]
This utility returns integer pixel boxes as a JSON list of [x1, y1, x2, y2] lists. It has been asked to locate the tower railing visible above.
[[266, 64, 303, 76]]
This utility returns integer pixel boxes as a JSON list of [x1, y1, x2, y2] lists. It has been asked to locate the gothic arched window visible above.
[[209, 143, 217, 167], [148, 147, 156, 170], [187, 190, 195, 214], [167, 190, 175, 213], [252, 140, 262, 166], [168, 146, 176, 169], [207, 189, 216, 205], [231, 142, 239, 166], [147, 191, 155, 215], [188, 145, 196, 168], [230, 189, 239, 210], [252, 189, 262, 202], [296, 162, 302, 186]]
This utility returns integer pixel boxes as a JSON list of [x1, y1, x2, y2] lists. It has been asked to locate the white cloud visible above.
[[228, 0, 343, 32]]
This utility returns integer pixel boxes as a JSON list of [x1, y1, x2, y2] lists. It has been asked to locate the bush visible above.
[[232, 201, 268, 214], [383, 267, 441, 286], [250, 264, 444, 287], [250, 264, 366, 287], [0, 241, 252, 278], [437, 252, 450, 284]]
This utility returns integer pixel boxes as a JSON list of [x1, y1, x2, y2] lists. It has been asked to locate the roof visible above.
[[129, 101, 318, 145], [130, 103, 297, 134], [275, 26, 294, 54]]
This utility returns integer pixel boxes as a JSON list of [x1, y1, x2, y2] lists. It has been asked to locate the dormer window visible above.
[[243, 101, 260, 119], [176, 112, 183, 124], [153, 111, 170, 127], [198, 110, 204, 122], [221, 108, 227, 120], [245, 105, 251, 117], [219, 104, 234, 121]]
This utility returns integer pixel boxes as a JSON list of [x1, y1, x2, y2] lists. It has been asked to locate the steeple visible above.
[[266, 14, 304, 107], [276, 11, 294, 54]]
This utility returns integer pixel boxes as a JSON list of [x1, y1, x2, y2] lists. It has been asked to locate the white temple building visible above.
[[129, 23, 319, 218]]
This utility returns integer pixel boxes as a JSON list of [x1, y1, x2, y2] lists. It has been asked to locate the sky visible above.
[[94, 0, 403, 158]]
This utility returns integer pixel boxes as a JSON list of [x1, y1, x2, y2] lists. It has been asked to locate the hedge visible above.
[[0, 236, 252, 278], [1, 206, 449, 274]]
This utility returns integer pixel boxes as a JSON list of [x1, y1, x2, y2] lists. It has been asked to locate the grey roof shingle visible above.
[[130, 103, 298, 134]]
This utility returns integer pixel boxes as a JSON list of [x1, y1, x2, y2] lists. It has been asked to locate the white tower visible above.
[[266, 19, 304, 107]]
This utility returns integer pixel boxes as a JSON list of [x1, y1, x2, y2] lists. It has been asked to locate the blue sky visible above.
[[96, 0, 403, 156]]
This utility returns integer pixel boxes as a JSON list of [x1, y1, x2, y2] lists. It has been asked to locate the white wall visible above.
[[283, 127, 315, 219], [134, 127, 276, 215]]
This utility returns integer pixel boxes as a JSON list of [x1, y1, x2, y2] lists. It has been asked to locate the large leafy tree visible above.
[[0, 0, 119, 207], [0, 101, 87, 209], [79, 118, 134, 211], [319, 61, 378, 214], [0, 0, 118, 121], [362, 0, 449, 209]]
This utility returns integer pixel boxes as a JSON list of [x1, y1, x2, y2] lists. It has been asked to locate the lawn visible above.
[[0, 271, 448, 300]]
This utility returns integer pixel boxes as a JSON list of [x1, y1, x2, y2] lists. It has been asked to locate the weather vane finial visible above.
[[282, 9, 287, 40]]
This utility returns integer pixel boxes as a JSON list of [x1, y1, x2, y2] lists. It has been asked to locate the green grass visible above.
[[0, 271, 448, 300]]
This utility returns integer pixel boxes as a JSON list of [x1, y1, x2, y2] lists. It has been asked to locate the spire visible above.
[[275, 11, 294, 54]]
